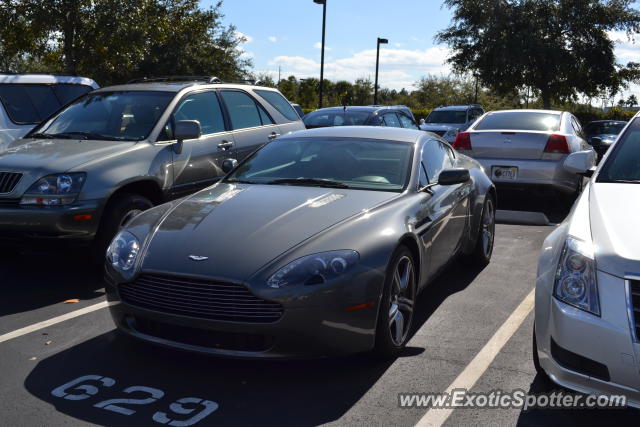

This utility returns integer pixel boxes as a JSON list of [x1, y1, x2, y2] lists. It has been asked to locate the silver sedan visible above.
[[451, 109, 596, 198]]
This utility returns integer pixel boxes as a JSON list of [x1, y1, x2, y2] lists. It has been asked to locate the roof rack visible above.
[[126, 76, 266, 85]]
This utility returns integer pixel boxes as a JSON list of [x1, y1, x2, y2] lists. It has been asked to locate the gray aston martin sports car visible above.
[[104, 126, 496, 358]]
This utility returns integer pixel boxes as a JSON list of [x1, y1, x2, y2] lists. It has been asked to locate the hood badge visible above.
[[189, 255, 209, 261]]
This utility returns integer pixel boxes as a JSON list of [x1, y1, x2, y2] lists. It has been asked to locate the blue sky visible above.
[[204, 0, 640, 100]]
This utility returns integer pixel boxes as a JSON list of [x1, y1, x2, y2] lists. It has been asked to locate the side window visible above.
[[398, 113, 419, 129], [421, 140, 450, 184], [382, 113, 401, 128], [0, 84, 62, 124], [571, 116, 585, 138], [221, 90, 273, 130], [52, 84, 93, 105], [440, 141, 456, 164], [418, 162, 429, 188], [254, 89, 299, 121], [160, 91, 224, 141]]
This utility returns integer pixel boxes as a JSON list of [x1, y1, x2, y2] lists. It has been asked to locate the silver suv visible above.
[[0, 73, 99, 151], [419, 104, 484, 143], [0, 76, 304, 257]]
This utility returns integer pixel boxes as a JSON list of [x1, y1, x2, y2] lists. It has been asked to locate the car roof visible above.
[[278, 125, 423, 143], [305, 106, 407, 114], [433, 105, 480, 111], [94, 82, 281, 93], [486, 109, 563, 115], [0, 73, 99, 88], [587, 120, 627, 124]]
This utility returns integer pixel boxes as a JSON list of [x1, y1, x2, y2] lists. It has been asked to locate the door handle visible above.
[[268, 132, 280, 140], [217, 140, 234, 150]]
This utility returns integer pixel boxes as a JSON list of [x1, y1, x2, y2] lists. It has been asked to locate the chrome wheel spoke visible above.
[[389, 303, 399, 326], [394, 311, 404, 344]]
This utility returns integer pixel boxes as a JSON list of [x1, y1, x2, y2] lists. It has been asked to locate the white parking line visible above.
[[415, 288, 535, 427], [0, 301, 111, 344]]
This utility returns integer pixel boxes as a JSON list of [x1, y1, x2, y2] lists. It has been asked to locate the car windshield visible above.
[[425, 110, 467, 124], [474, 111, 560, 131], [226, 137, 413, 192], [303, 110, 372, 128], [585, 122, 626, 136], [32, 91, 174, 141], [597, 118, 640, 183]]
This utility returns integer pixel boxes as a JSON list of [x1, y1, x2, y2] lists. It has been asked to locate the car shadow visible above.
[[515, 374, 639, 426], [496, 188, 575, 224], [0, 246, 105, 317]]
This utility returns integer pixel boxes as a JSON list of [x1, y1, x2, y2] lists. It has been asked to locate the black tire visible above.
[[373, 245, 417, 359], [532, 324, 552, 384], [91, 193, 153, 266], [462, 195, 495, 266]]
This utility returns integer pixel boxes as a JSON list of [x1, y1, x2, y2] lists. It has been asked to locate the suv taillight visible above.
[[544, 134, 570, 154], [453, 132, 472, 150]]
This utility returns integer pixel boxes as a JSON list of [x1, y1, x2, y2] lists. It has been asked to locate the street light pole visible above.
[[313, 0, 327, 109], [374, 37, 388, 105]]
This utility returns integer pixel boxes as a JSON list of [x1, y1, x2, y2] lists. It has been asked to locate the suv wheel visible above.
[[92, 193, 153, 266]]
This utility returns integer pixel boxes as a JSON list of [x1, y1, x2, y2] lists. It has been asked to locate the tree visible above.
[[627, 94, 638, 107], [437, 0, 640, 109], [0, 0, 251, 85]]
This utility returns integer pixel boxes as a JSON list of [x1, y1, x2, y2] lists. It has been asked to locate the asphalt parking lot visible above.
[[0, 192, 637, 426]]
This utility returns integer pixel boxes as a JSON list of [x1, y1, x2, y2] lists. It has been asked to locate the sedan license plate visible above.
[[492, 166, 518, 181]]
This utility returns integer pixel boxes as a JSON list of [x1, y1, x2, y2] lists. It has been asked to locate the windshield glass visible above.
[[303, 110, 371, 128], [425, 110, 467, 124], [585, 121, 626, 136], [226, 137, 413, 192], [597, 118, 640, 182], [33, 91, 174, 141], [474, 111, 560, 131]]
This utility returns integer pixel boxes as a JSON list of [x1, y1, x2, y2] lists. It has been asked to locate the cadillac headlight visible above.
[[267, 250, 359, 288], [107, 231, 140, 274], [553, 236, 600, 315], [20, 172, 86, 206]]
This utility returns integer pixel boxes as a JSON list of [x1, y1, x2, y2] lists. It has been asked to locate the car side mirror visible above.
[[419, 118, 425, 125], [564, 150, 596, 175], [221, 158, 238, 173], [590, 137, 602, 146], [438, 168, 470, 185], [175, 120, 201, 142]]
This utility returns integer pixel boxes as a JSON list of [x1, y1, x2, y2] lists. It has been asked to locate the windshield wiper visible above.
[[50, 131, 125, 141], [600, 178, 640, 184], [28, 133, 60, 139], [225, 179, 257, 184], [266, 178, 350, 188]]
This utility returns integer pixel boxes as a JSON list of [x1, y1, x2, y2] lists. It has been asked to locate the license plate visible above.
[[492, 166, 518, 180]]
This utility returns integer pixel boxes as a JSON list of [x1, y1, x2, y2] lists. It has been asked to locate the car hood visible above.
[[590, 183, 640, 276], [140, 183, 398, 281], [420, 123, 460, 132], [0, 138, 136, 174], [589, 134, 618, 143]]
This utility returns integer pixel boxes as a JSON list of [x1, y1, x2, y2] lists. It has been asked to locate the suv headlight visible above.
[[20, 172, 86, 206], [107, 231, 140, 276], [444, 128, 459, 140], [553, 236, 600, 316], [267, 250, 359, 288]]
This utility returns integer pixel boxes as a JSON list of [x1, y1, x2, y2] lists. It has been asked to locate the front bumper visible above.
[[474, 157, 579, 194], [535, 269, 640, 407], [104, 268, 383, 358], [0, 198, 101, 241]]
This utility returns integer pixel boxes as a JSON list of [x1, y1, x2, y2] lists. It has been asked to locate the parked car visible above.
[[104, 126, 496, 358], [453, 109, 596, 199], [419, 104, 484, 142], [584, 120, 627, 160], [290, 103, 304, 119], [0, 76, 304, 259], [303, 106, 420, 130], [534, 114, 640, 407], [0, 73, 98, 151]]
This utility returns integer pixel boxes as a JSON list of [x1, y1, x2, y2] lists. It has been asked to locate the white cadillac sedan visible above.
[[534, 112, 640, 406]]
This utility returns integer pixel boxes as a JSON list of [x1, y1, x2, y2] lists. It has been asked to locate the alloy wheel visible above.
[[388, 255, 415, 347], [481, 198, 495, 258]]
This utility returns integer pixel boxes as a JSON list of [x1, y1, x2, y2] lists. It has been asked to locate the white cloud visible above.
[[607, 30, 640, 100], [270, 46, 453, 90], [313, 42, 332, 51], [235, 31, 253, 44], [268, 36, 278, 43]]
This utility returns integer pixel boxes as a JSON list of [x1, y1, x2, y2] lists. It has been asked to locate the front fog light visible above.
[[553, 236, 600, 315], [267, 250, 359, 288], [107, 231, 140, 273]]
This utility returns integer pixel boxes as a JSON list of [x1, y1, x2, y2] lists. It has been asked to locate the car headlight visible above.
[[444, 129, 459, 140], [107, 231, 141, 275], [553, 236, 600, 316], [267, 250, 359, 288], [20, 172, 86, 206]]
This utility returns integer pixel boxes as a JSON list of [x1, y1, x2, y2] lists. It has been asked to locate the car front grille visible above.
[[629, 280, 640, 340], [0, 172, 22, 194], [119, 274, 284, 323], [0, 198, 20, 206]]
